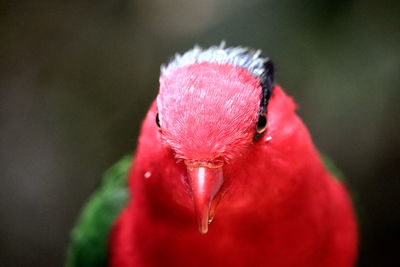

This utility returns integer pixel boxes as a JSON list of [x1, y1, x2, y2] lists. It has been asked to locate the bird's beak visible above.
[[184, 160, 224, 234]]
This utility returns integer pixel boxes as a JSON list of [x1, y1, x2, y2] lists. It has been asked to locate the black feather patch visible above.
[[259, 59, 275, 114]]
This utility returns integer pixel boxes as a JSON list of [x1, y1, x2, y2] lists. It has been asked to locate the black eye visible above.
[[256, 114, 267, 134], [156, 113, 161, 128]]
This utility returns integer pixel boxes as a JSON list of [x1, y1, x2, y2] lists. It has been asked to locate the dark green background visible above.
[[1, 0, 399, 266]]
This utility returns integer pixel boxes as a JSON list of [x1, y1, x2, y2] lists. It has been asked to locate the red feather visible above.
[[109, 62, 357, 266]]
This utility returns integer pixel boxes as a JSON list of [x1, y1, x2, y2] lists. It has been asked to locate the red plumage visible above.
[[109, 61, 357, 266]]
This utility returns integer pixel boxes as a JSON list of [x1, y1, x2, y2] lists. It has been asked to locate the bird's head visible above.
[[156, 43, 274, 233]]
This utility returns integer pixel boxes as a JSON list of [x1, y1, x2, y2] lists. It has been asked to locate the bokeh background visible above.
[[1, 0, 399, 266]]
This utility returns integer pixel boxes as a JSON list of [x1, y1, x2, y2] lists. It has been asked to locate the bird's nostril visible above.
[[184, 156, 225, 169]]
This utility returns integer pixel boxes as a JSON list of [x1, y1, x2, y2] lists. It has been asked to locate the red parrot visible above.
[[66, 44, 357, 267]]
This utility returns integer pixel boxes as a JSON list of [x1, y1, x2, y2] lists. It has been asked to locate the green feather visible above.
[[65, 155, 132, 267], [320, 153, 345, 182], [321, 152, 360, 221]]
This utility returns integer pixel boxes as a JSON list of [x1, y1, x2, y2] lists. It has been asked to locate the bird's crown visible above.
[[161, 42, 268, 78], [161, 42, 275, 114]]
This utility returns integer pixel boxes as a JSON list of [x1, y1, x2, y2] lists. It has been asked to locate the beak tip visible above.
[[198, 224, 209, 234]]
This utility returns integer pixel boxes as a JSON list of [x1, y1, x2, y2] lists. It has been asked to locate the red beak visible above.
[[185, 161, 224, 234]]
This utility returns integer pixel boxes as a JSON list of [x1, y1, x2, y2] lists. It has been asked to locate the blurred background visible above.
[[1, 0, 399, 266]]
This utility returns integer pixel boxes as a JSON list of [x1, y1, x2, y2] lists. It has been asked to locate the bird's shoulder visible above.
[[64, 154, 132, 267]]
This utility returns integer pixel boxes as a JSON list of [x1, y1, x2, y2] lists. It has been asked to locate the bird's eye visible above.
[[156, 113, 161, 128], [256, 114, 267, 134]]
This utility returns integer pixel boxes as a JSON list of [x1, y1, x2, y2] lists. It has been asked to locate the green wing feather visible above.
[[321, 152, 360, 220], [65, 155, 132, 267], [320, 153, 345, 182]]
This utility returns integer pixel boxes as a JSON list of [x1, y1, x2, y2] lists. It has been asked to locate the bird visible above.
[[65, 43, 358, 267]]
